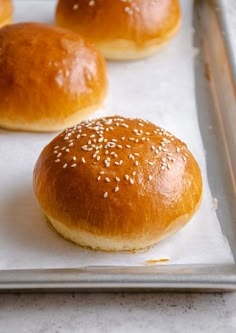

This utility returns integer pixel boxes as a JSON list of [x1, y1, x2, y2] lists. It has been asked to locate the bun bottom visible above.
[[0, 102, 104, 132], [95, 18, 181, 60], [0, 17, 12, 28], [46, 212, 192, 252]]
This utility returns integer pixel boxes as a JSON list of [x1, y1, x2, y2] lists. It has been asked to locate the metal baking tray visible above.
[[1, 0, 236, 292]]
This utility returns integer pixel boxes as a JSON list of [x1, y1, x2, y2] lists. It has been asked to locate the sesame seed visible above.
[[135, 161, 139, 166], [72, 156, 76, 161], [68, 142, 74, 147], [115, 177, 120, 182], [129, 178, 134, 185], [132, 171, 136, 176], [126, 145, 131, 148], [63, 163, 67, 168], [148, 175, 152, 181], [57, 153, 62, 158], [71, 164, 77, 168], [125, 175, 129, 181], [148, 161, 154, 166], [61, 147, 66, 150], [114, 186, 119, 193], [121, 137, 126, 140], [104, 192, 108, 198], [55, 159, 60, 163], [183, 156, 187, 162], [54, 146, 59, 149], [66, 149, 70, 153], [96, 156, 100, 161], [97, 176, 101, 181], [82, 157, 86, 163], [54, 151, 58, 154], [105, 177, 110, 183], [89, 0, 95, 6], [99, 171, 105, 175], [133, 153, 139, 156], [117, 145, 122, 149], [167, 164, 171, 170], [73, 4, 79, 10]]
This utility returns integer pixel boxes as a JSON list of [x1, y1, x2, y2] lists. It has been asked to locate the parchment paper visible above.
[[0, 0, 233, 269]]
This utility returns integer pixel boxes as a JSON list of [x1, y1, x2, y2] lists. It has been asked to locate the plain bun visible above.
[[0, 0, 13, 27], [0, 22, 107, 132], [55, 0, 181, 60], [33, 116, 202, 251]]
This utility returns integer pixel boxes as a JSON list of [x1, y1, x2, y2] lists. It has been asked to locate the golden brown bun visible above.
[[55, 0, 181, 60], [33, 116, 202, 251], [0, 22, 107, 132], [0, 0, 13, 28]]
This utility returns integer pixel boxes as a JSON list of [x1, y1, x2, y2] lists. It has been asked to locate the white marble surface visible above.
[[1, 1, 236, 332], [0, 292, 236, 333]]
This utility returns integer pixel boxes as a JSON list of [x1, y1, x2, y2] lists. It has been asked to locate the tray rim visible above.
[[2, 0, 236, 292]]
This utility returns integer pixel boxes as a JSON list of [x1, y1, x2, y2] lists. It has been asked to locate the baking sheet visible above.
[[0, 0, 234, 270]]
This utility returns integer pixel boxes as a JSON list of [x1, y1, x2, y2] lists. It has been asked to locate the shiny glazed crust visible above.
[[33, 116, 203, 251], [55, 0, 181, 60], [0, 0, 13, 27], [0, 23, 107, 132]]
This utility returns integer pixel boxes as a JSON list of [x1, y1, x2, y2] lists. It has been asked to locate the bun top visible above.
[[33, 116, 202, 244], [0, 22, 107, 132], [55, 0, 181, 58]]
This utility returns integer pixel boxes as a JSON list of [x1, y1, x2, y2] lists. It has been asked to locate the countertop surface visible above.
[[1, 1, 236, 332]]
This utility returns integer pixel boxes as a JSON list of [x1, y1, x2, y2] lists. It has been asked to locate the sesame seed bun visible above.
[[33, 116, 202, 252], [0, 0, 13, 28], [55, 0, 181, 60], [0, 22, 107, 132]]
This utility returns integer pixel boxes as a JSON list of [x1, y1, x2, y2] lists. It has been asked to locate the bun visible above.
[[0, 0, 13, 27], [0, 22, 107, 132], [55, 0, 181, 60], [33, 116, 202, 251]]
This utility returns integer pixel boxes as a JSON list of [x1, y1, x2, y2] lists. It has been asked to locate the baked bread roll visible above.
[[55, 0, 181, 60], [0, 23, 107, 132], [0, 0, 13, 27], [33, 116, 202, 251]]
